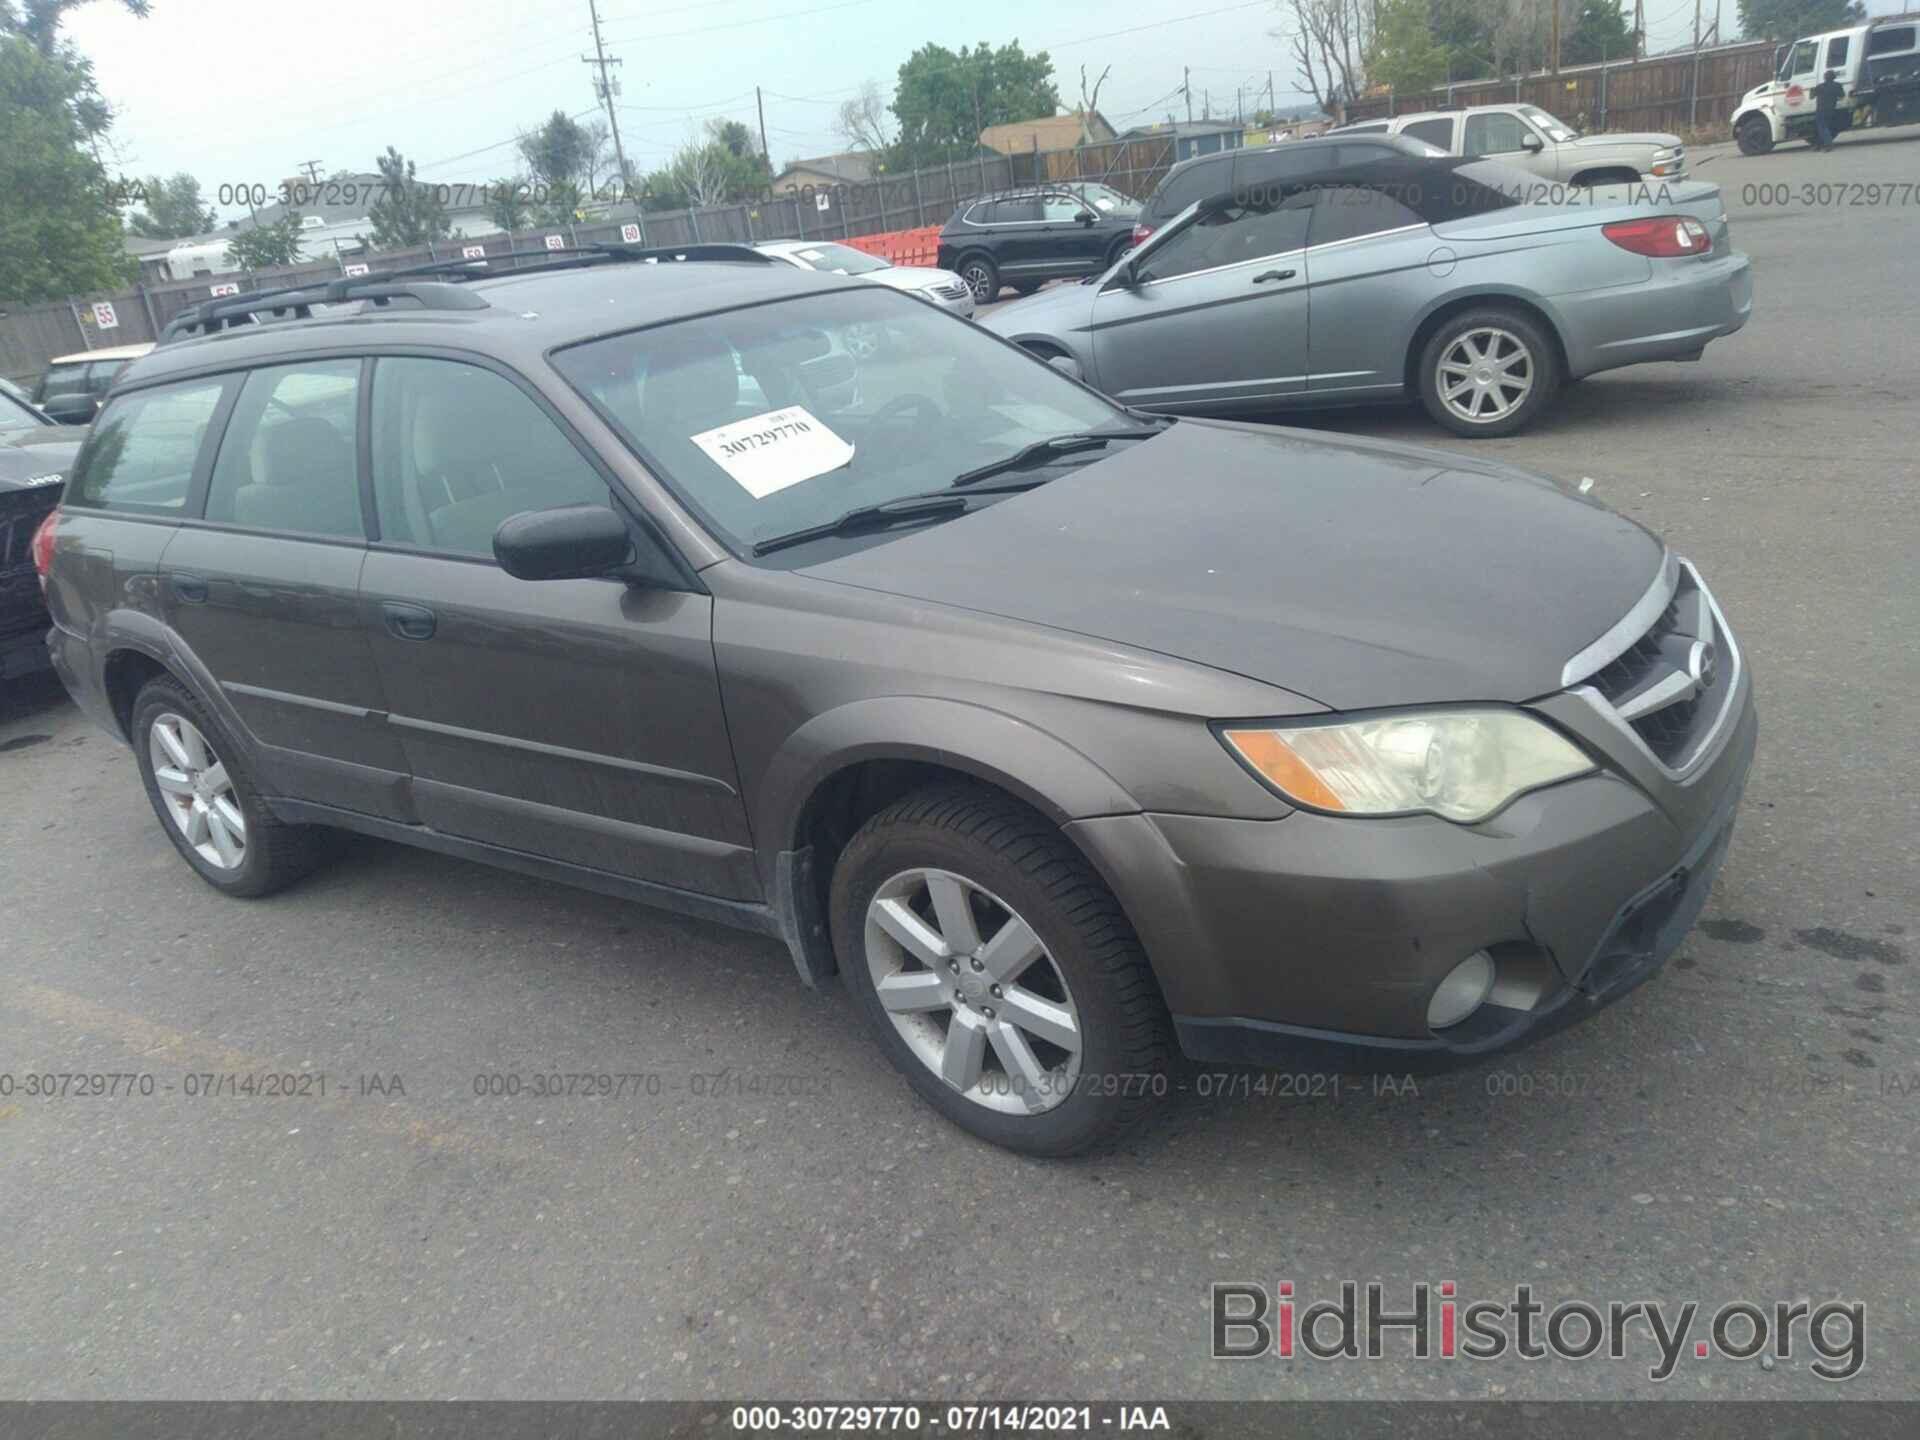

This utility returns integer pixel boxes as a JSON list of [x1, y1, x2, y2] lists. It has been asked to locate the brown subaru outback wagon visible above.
[[38, 245, 1755, 1154]]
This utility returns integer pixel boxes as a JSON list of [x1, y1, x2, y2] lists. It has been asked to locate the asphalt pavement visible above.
[[1, 133, 1916, 1402]]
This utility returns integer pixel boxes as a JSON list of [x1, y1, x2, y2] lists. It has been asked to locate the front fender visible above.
[[751, 694, 1139, 884], [1731, 102, 1783, 141]]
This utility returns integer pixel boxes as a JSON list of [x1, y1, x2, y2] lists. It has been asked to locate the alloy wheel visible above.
[[961, 263, 995, 304], [148, 712, 247, 870], [1436, 326, 1534, 425], [864, 867, 1083, 1115]]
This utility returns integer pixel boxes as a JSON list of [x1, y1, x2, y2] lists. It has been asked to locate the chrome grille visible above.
[[1564, 556, 1740, 776], [930, 283, 970, 302]]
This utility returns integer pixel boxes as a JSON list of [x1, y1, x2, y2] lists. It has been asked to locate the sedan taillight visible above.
[[1603, 215, 1712, 257], [31, 509, 58, 592]]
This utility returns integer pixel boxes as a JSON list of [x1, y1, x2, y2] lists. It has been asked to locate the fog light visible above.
[[1428, 951, 1496, 1030]]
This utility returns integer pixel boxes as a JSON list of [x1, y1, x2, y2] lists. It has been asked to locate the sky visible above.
[[64, 0, 1906, 223]]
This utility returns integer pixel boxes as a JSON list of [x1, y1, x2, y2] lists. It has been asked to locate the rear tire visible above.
[[1736, 115, 1774, 156], [1416, 306, 1560, 438], [831, 784, 1171, 1156], [131, 675, 338, 898], [957, 255, 999, 305]]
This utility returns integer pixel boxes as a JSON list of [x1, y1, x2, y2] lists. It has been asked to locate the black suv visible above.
[[2, 381, 85, 682], [936, 183, 1140, 304], [40, 243, 1755, 1156], [1131, 134, 1435, 245]]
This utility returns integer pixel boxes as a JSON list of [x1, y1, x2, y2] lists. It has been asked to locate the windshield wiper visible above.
[[950, 423, 1168, 489], [749, 478, 1060, 557]]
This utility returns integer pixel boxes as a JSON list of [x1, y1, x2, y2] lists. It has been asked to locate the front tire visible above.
[[1416, 307, 1560, 438], [132, 675, 337, 897], [1736, 115, 1774, 156], [831, 785, 1171, 1156]]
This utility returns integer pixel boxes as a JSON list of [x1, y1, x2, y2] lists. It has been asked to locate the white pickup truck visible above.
[[1732, 16, 1920, 154]]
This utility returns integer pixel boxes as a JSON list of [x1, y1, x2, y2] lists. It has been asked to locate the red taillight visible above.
[[1130, 222, 1153, 247], [1602, 215, 1712, 257], [31, 509, 58, 591]]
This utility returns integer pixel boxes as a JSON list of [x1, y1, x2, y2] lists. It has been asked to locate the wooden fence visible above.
[[1344, 40, 1779, 136]]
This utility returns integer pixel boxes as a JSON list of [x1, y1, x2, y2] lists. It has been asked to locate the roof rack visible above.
[[159, 242, 775, 344]]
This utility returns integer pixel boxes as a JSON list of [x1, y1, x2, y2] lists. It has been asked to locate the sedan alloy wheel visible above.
[[148, 711, 247, 870], [1435, 326, 1535, 426]]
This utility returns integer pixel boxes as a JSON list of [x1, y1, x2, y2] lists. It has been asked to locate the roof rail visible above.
[[158, 241, 776, 344]]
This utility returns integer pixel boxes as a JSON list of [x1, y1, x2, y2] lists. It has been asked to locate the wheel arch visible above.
[[755, 698, 1144, 984], [1731, 103, 1782, 142], [1568, 166, 1641, 188]]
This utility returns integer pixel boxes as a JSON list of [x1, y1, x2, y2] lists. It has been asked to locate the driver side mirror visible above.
[[1520, 134, 1545, 152], [42, 392, 99, 426], [494, 504, 634, 582], [1074, 210, 1097, 225]]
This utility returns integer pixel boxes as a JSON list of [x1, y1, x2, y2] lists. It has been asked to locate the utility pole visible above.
[[1633, 0, 1645, 59], [1551, 0, 1561, 74], [1692, 0, 1701, 51], [584, 0, 632, 201], [756, 85, 770, 164], [299, 159, 323, 185], [1183, 66, 1192, 123]]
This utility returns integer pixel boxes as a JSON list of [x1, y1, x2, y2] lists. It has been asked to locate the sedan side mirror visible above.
[[495, 504, 634, 581], [1075, 210, 1097, 225], [41, 393, 98, 425]]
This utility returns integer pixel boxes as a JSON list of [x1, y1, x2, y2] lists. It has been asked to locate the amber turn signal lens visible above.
[[1221, 728, 1347, 812]]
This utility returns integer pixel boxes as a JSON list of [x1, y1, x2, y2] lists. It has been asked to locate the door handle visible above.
[[170, 573, 208, 604], [1252, 269, 1297, 284], [381, 601, 436, 642]]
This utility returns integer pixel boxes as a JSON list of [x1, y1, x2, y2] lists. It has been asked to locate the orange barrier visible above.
[[843, 225, 943, 270]]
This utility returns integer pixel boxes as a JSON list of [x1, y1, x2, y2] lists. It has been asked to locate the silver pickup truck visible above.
[[1333, 103, 1686, 187]]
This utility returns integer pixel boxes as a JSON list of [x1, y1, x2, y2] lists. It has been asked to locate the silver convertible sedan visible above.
[[980, 150, 1752, 437]]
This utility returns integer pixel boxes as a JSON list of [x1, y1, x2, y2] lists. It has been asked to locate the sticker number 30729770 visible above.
[[690, 405, 856, 500]]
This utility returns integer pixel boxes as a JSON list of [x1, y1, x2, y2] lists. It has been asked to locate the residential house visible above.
[[1121, 119, 1248, 163], [977, 110, 1116, 156], [770, 151, 881, 193]]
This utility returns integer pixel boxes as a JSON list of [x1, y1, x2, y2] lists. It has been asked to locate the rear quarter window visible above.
[[68, 377, 230, 514]]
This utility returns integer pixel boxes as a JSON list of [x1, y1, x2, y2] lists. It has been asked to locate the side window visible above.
[[68, 378, 228, 513], [370, 357, 610, 558], [1868, 25, 1914, 55], [39, 364, 90, 401], [1403, 118, 1456, 150], [1041, 193, 1085, 221], [86, 361, 125, 395], [1308, 186, 1425, 247], [1464, 112, 1529, 155], [1826, 36, 1849, 69], [1785, 39, 1819, 78], [1339, 122, 1390, 135], [1233, 149, 1318, 207], [1136, 194, 1312, 283], [203, 360, 363, 537], [993, 196, 1042, 222]]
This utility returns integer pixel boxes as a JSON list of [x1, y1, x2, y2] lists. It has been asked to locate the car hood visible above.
[[977, 280, 1095, 335], [1568, 131, 1681, 150], [801, 419, 1664, 711], [0, 426, 85, 493]]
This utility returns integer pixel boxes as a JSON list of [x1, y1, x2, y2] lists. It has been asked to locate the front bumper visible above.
[[1558, 250, 1752, 378], [1069, 676, 1756, 1070]]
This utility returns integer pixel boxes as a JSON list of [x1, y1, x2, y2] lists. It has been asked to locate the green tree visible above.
[[0, 36, 132, 302], [1737, 0, 1864, 42], [517, 109, 594, 222], [1370, 0, 1449, 95], [486, 176, 530, 233], [1, 0, 151, 55], [366, 145, 450, 248], [126, 171, 215, 238], [1564, 0, 1635, 64], [225, 211, 305, 271], [891, 40, 1059, 163]]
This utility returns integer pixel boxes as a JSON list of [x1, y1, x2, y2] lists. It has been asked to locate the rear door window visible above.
[[37, 363, 91, 401], [1308, 186, 1426, 247], [1825, 36, 1850, 69], [203, 360, 364, 538], [69, 377, 230, 513], [1402, 117, 1456, 150]]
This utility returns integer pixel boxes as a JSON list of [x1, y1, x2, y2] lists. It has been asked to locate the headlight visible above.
[[1220, 709, 1594, 823]]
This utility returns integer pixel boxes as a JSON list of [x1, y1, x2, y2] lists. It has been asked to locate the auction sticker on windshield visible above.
[[691, 406, 855, 499]]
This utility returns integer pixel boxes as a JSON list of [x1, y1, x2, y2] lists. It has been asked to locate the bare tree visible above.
[[1278, 0, 1372, 118], [672, 127, 729, 208], [1077, 63, 1111, 142], [833, 79, 895, 154]]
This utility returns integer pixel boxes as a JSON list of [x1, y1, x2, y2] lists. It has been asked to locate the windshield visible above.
[[552, 288, 1123, 557], [1519, 106, 1578, 142], [0, 383, 49, 432], [783, 243, 891, 276]]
